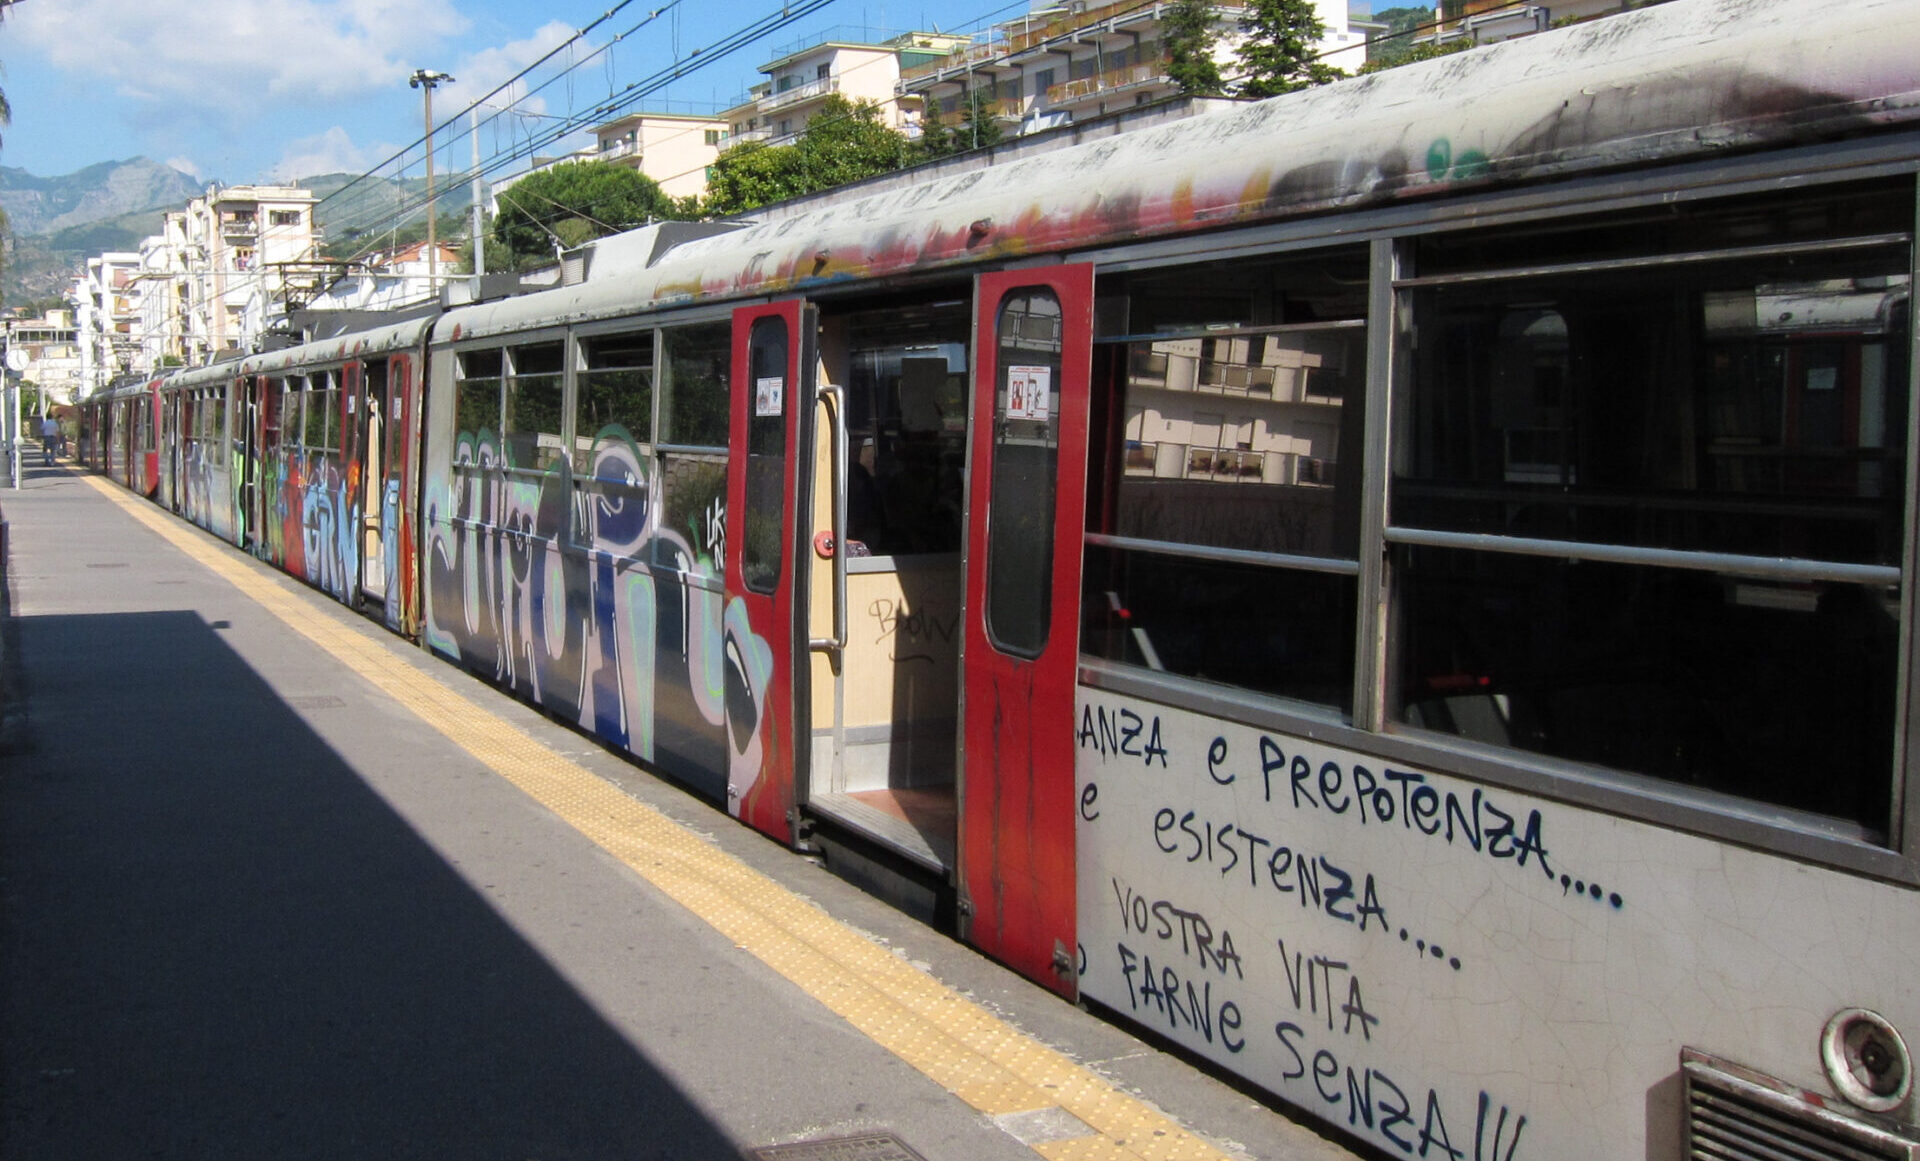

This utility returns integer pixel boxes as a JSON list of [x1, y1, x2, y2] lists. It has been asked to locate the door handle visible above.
[[809, 383, 848, 659]]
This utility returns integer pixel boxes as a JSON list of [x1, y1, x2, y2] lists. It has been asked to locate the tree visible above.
[[492, 161, 681, 269], [703, 97, 912, 216], [701, 140, 810, 217], [911, 90, 1006, 162], [1356, 38, 1468, 75], [1236, 0, 1345, 99], [1163, 0, 1227, 97], [1361, 6, 1441, 70]]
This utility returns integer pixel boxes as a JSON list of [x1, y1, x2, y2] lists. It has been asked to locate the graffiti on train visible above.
[[867, 597, 958, 665], [250, 449, 358, 602], [1077, 702, 1622, 910], [423, 424, 769, 809], [1075, 695, 1572, 1158]]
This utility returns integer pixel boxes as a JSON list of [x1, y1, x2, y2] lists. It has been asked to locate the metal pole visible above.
[[410, 69, 455, 300], [424, 83, 437, 294], [471, 106, 486, 280], [6, 328, 18, 489]]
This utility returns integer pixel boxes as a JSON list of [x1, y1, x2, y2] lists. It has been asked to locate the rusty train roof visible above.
[[437, 0, 1920, 343]]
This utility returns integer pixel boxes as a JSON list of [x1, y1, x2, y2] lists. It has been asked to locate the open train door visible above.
[[959, 264, 1094, 998], [723, 300, 818, 844]]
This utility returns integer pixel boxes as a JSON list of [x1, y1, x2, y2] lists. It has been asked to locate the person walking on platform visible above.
[[40, 415, 61, 466]]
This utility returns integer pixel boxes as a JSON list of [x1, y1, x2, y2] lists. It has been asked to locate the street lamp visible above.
[[409, 68, 455, 296]]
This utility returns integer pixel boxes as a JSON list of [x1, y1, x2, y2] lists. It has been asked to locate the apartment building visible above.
[[592, 112, 732, 200], [4, 310, 86, 406], [74, 252, 143, 396], [899, 0, 1368, 136], [1432, 0, 1636, 42], [724, 27, 972, 146], [177, 184, 321, 360]]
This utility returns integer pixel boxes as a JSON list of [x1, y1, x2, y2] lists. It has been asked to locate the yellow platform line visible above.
[[86, 475, 1236, 1161]]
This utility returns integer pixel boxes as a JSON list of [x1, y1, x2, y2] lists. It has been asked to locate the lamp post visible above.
[[409, 69, 455, 297]]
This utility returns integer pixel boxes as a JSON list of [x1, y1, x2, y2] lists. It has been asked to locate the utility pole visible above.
[[409, 69, 455, 298], [470, 106, 486, 280]]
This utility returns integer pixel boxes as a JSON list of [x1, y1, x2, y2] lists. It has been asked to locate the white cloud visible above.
[[165, 156, 204, 180], [457, 20, 577, 99], [14, 0, 472, 107], [270, 127, 399, 182]]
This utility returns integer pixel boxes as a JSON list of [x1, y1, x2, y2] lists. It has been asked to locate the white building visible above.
[[72, 251, 143, 397], [591, 112, 732, 201], [176, 184, 322, 360], [725, 28, 972, 147], [5, 310, 87, 407]]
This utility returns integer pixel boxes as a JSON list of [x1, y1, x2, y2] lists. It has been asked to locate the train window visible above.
[[985, 289, 1064, 658], [277, 378, 302, 445], [1099, 247, 1370, 337], [1082, 323, 1367, 707], [840, 301, 969, 556], [573, 331, 654, 556], [577, 332, 654, 460], [743, 316, 790, 595], [454, 349, 503, 449], [1393, 185, 1912, 837], [660, 323, 731, 446], [1083, 246, 1370, 710], [303, 375, 339, 454], [657, 322, 732, 571], [504, 342, 566, 474]]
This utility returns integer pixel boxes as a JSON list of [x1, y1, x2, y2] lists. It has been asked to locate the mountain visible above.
[[0, 157, 477, 305], [0, 157, 203, 238]]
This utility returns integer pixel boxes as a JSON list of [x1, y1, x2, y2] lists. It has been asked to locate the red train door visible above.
[[959, 264, 1094, 998], [724, 300, 817, 844]]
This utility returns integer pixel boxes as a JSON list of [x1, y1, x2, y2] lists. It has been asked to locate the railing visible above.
[[928, 98, 1025, 126], [1045, 59, 1168, 103], [1005, 0, 1147, 52], [760, 74, 840, 114], [598, 138, 639, 161], [899, 39, 1008, 84]]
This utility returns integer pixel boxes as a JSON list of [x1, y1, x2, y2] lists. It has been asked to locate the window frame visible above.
[[1073, 148, 1920, 882]]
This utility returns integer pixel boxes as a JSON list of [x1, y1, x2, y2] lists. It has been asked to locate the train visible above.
[[82, 0, 1920, 1155]]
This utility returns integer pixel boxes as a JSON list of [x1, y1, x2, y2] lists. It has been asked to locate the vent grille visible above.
[[1684, 1049, 1920, 1161]]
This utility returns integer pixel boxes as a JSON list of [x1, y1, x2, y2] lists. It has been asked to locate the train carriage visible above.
[[90, 0, 1920, 1155]]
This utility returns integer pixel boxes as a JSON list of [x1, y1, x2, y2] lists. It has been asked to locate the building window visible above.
[[269, 210, 301, 227], [816, 63, 831, 80], [1034, 68, 1055, 96], [704, 129, 722, 145]]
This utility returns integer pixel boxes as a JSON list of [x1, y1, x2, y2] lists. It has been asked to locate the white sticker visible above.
[[755, 376, 785, 417], [1006, 365, 1052, 421]]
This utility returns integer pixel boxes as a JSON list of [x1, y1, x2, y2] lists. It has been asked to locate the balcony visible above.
[[1045, 59, 1169, 104], [928, 97, 1025, 126], [899, 40, 1008, 85], [220, 217, 258, 238], [1004, 0, 1146, 53], [599, 138, 640, 161], [760, 74, 840, 114]]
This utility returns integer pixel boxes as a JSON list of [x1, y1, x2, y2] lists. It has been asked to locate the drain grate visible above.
[[745, 1131, 930, 1161]]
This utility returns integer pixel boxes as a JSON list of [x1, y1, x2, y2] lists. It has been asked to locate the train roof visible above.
[[437, 0, 1920, 344], [237, 315, 435, 378]]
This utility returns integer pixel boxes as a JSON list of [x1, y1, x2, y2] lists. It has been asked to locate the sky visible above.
[[0, 0, 999, 189]]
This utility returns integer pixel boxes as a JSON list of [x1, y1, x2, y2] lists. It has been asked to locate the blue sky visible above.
[[1, 0, 1000, 187]]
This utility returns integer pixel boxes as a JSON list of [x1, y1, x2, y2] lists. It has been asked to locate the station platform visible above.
[[0, 456, 1369, 1161]]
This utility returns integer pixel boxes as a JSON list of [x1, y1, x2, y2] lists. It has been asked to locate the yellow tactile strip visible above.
[[84, 476, 1237, 1161]]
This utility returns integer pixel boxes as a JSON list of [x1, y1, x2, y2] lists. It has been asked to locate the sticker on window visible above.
[[1006, 365, 1052, 421], [755, 376, 785, 417]]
